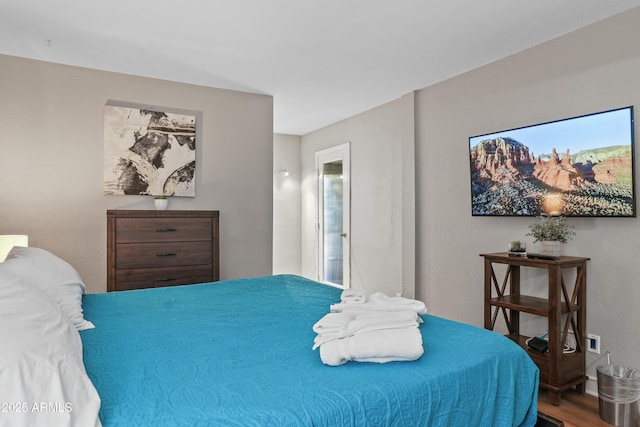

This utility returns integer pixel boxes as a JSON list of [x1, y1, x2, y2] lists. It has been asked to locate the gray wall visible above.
[[294, 6, 640, 396], [416, 7, 640, 394], [273, 133, 301, 275], [300, 93, 415, 298], [0, 54, 274, 293]]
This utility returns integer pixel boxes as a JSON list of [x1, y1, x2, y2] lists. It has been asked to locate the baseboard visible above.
[[536, 411, 565, 427]]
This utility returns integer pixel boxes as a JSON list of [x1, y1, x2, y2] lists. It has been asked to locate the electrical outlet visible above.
[[587, 333, 600, 354]]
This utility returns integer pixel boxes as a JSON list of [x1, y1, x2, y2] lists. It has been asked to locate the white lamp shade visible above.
[[0, 235, 28, 262]]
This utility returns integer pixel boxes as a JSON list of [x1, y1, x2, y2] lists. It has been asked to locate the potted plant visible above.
[[508, 240, 527, 256], [154, 195, 168, 210], [526, 216, 575, 256]]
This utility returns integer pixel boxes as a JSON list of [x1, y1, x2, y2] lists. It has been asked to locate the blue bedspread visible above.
[[81, 274, 538, 426]]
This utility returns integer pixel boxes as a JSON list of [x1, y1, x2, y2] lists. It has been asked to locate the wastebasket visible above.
[[597, 364, 640, 427]]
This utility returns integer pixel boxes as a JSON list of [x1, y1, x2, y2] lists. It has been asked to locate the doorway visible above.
[[315, 143, 350, 288]]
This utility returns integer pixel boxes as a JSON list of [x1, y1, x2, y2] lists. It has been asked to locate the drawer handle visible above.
[[156, 253, 177, 257], [156, 227, 177, 232], [156, 278, 177, 282]]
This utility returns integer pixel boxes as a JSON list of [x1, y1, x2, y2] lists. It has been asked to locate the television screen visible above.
[[469, 106, 635, 217]]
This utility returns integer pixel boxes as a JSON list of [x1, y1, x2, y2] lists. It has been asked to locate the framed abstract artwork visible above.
[[104, 103, 197, 197]]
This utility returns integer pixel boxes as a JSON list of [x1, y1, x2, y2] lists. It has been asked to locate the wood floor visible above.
[[537, 389, 613, 427]]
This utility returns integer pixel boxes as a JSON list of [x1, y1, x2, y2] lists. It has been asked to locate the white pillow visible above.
[[0, 272, 101, 427], [0, 247, 94, 331]]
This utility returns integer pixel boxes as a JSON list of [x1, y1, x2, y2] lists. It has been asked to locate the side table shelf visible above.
[[481, 252, 590, 405]]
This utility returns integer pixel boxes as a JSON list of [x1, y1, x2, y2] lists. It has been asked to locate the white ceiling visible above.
[[2, 1, 640, 135]]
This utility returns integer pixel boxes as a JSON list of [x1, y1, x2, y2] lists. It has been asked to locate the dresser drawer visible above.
[[116, 241, 213, 269], [115, 265, 214, 291], [115, 217, 212, 243]]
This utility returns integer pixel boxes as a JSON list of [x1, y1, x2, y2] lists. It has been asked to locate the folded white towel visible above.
[[311, 312, 357, 349], [340, 289, 368, 304], [319, 327, 424, 366], [330, 292, 427, 315], [312, 311, 421, 350], [345, 311, 420, 335]]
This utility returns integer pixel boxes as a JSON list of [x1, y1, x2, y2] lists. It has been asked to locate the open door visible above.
[[316, 143, 350, 288]]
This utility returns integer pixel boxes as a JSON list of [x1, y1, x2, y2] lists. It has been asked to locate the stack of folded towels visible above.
[[312, 289, 428, 366]]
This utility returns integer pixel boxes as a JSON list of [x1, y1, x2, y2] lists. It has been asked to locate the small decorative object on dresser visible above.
[[154, 196, 168, 210], [107, 210, 219, 291]]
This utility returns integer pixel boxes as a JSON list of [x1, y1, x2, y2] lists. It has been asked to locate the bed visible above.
[[0, 247, 539, 427]]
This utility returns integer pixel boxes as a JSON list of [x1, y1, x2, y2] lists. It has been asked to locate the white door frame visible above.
[[315, 143, 350, 289]]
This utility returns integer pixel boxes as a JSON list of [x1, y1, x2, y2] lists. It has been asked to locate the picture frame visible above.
[[104, 102, 199, 197]]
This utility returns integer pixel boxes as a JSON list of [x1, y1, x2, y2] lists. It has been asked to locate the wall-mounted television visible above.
[[469, 106, 635, 217]]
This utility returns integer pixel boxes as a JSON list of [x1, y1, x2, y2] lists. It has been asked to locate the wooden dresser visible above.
[[107, 210, 219, 292]]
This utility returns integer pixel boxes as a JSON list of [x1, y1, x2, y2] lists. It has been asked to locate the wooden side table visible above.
[[481, 252, 590, 405]]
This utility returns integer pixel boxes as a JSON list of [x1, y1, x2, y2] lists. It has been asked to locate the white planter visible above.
[[154, 198, 168, 210], [540, 240, 561, 257]]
